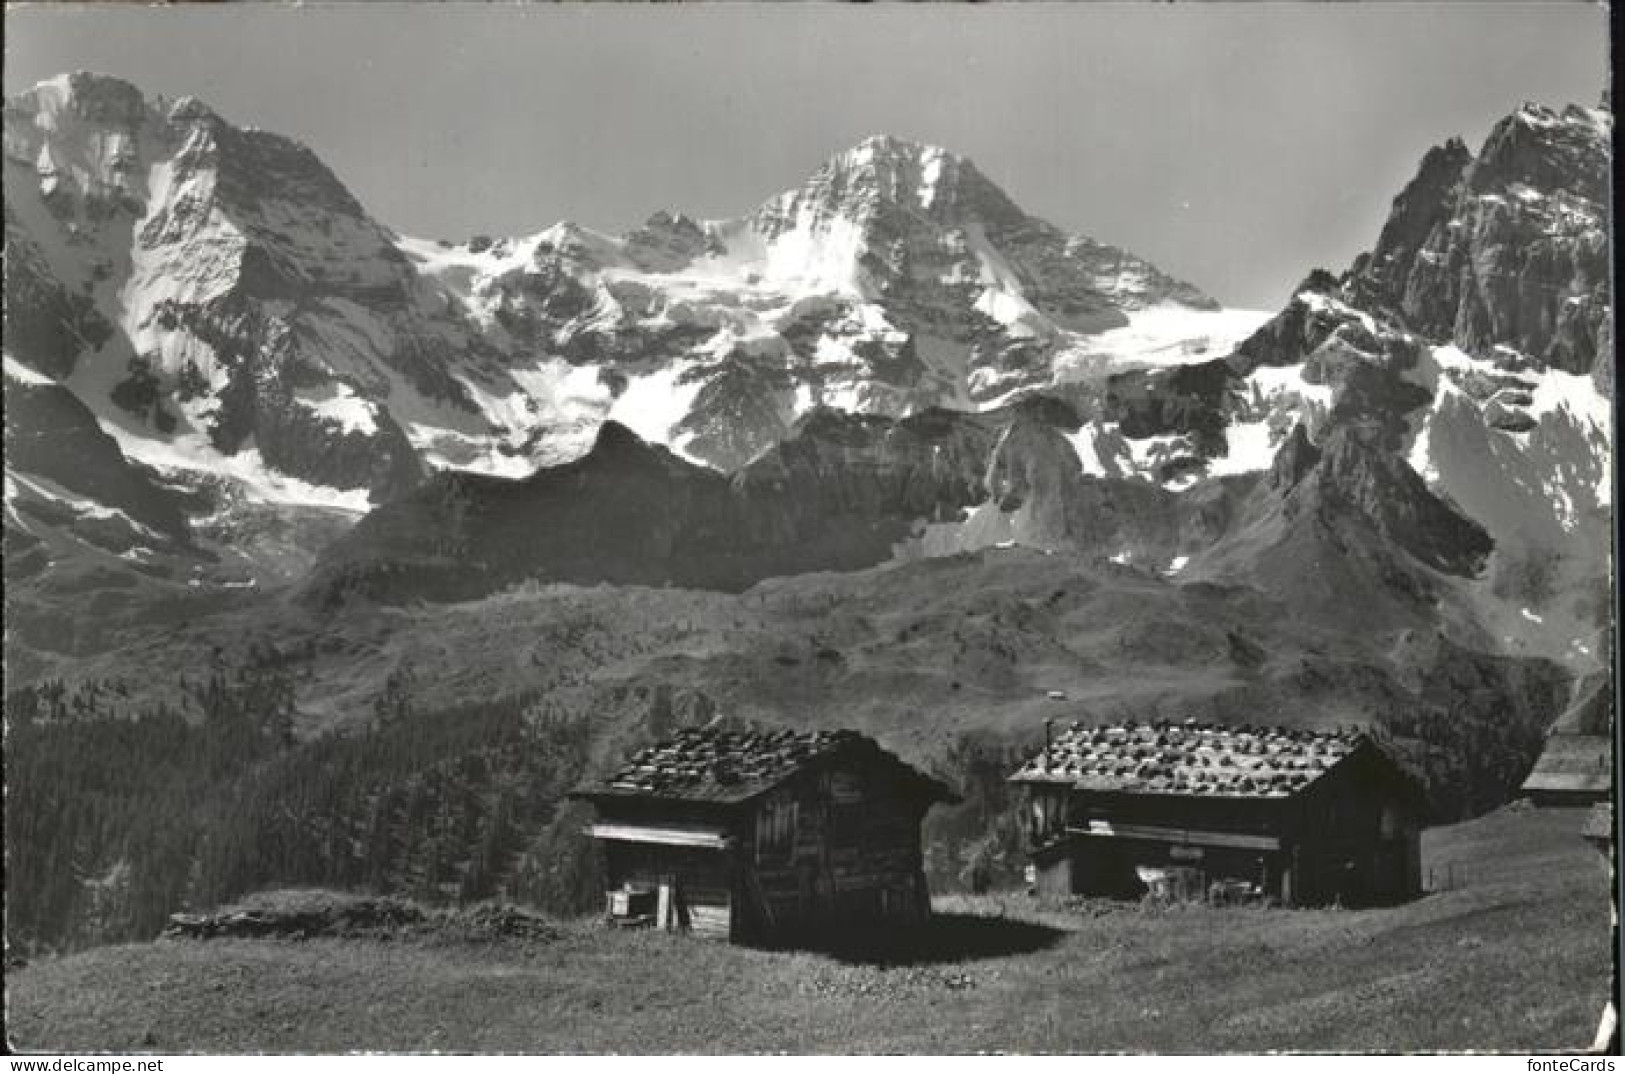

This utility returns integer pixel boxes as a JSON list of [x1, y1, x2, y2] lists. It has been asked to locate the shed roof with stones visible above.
[[571, 724, 958, 807], [1008, 719, 1374, 799]]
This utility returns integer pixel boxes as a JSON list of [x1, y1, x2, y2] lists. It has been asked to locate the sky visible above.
[[3, 3, 1610, 309]]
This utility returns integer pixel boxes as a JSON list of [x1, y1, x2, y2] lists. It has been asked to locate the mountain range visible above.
[[3, 73, 1613, 811], [3, 73, 1256, 499]]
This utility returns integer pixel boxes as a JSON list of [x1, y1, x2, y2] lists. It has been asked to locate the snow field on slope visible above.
[[293, 382, 379, 436], [963, 222, 1047, 337], [98, 422, 372, 512], [1407, 344, 1612, 539], [605, 362, 707, 451], [759, 213, 872, 298], [8, 470, 163, 538], [1059, 355, 1325, 485], [1205, 361, 1334, 479], [1051, 304, 1272, 380]]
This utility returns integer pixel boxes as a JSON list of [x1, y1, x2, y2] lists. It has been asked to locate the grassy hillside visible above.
[[15, 548, 1568, 775], [5, 549, 1572, 953], [6, 805, 1612, 1054]]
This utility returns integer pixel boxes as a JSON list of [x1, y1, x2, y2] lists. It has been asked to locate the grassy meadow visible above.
[[6, 804, 1613, 1054]]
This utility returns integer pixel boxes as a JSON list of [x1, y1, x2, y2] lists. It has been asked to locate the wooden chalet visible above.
[[570, 724, 958, 944], [1521, 671, 1614, 806], [1009, 719, 1425, 907]]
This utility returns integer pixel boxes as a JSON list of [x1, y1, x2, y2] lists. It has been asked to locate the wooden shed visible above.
[[570, 724, 958, 944], [1519, 734, 1612, 806], [1009, 719, 1424, 907], [1520, 670, 1613, 807]]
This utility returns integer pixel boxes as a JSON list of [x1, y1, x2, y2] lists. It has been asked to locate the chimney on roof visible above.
[[1044, 718, 1054, 755]]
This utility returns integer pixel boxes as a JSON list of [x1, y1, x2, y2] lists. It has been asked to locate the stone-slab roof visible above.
[[572, 724, 956, 806], [1009, 719, 1364, 798]]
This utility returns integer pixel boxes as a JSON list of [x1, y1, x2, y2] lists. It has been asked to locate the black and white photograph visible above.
[[1, 1, 1616, 1057]]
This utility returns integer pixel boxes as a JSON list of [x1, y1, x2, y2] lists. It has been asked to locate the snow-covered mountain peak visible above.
[[165, 95, 219, 124], [847, 132, 933, 156], [830, 134, 982, 204], [753, 134, 1025, 236], [1471, 99, 1611, 203], [531, 220, 629, 268], [1341, 97, 1612, 382], [14, 72, 269, 142], [27, 71, 150, 124], [5, 72, 166, 211], [1511, 99, 1611, 136]]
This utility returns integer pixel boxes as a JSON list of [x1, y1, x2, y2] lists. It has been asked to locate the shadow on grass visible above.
[[777, 912, 1065, 966]]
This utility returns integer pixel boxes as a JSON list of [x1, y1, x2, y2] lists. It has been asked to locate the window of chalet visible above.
[[756, 791, 798, 864]]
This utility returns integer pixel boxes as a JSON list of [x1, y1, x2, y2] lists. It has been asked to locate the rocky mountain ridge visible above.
[[1346, 102, 1612, 380]]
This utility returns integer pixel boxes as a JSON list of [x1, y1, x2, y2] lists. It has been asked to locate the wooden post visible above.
[[657, 880, 673, 930]]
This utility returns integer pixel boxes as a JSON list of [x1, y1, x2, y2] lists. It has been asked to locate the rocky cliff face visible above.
[[1346, 102, 1612, 381], [3, 73, 490, 507], [4, 354, 188, 541]]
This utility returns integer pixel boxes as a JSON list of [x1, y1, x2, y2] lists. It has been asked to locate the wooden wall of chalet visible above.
[[1285, 749, 1421, 905], [733, 753, 932, 942], [1029, 839, 1078, 899]]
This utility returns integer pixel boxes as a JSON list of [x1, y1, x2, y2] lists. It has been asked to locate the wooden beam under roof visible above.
[[586, 823, 734, 850], [1066, 821, 1281, 852]]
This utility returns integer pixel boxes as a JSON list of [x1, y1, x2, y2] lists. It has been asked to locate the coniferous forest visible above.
[[4, 645, 603, 955]]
